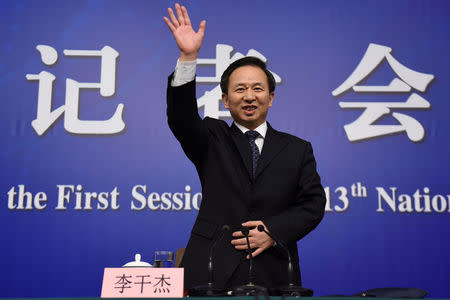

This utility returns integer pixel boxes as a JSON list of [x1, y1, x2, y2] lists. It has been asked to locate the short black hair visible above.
[[220, 56, 276, 95]]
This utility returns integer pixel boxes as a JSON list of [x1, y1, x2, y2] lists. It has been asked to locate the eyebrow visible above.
[[233, 82, 265, 88]]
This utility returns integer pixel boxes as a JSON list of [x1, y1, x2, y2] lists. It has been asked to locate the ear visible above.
[[268, 92, 274, 107], [222, 93, 230, 109]]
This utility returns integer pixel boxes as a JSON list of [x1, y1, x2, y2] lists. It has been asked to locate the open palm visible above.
[[164, 3, 206, 60]]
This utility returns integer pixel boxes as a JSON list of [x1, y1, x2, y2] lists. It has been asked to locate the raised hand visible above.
[[164, 3, 206, 61]]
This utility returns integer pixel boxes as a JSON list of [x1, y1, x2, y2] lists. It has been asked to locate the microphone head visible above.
[[257, 225, 265, 232], [222, 225, 230, 231], [241, 226, 250, 236]]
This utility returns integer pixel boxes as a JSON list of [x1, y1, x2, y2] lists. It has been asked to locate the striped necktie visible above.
[[245, 130, 260, 178]]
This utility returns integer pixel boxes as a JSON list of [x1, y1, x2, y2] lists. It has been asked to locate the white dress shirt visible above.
[[233, 122, 267, 154]]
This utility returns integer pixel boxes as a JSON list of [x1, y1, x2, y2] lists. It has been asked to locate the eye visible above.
[[235, 87, 245, 92], [254, 87, 263, 91]]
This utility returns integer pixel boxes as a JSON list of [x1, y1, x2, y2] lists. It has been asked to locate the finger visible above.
[[235, 244, 250, 250], [242, 220, 262, 227], [198, 20, 206, 36], [235, 240, 256, 250], [231, 237, 247, 245], [232, 231, 244, 238], [175, 3, 185, 25], [163, 17, 176, 33], [235, 240, 257, 250], [181, 6, 191, 26], [247, 228, 258, 236], [249, 248, 263, 259], [167, 7, 180, 27], [246, 229, 262, 239]]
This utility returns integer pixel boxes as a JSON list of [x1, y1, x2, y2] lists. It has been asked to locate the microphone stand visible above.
[[188, 225, 229, 296], [231, 227, 268, 296], [257, 225, 313, 297]]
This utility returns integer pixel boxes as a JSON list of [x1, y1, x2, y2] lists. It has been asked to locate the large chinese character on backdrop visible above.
[[26, 45, 125, 136], [332, 43, 434, 142]]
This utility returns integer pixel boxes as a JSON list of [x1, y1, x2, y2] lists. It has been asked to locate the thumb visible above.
[[197, 20, 206, 36]]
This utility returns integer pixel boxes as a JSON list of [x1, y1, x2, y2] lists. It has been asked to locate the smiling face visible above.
[[221, 65, 274, 130]]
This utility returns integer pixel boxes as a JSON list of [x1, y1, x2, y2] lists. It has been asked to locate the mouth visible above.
[[242, 105, 258, 115]]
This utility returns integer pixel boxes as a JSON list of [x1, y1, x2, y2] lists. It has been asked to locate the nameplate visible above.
[[101, 267, 184, 298]]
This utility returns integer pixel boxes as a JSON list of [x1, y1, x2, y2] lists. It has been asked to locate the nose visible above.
[[243, 89, 256, 102]]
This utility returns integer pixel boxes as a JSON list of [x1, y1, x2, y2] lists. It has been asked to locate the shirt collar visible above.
[[234, 121, 267, 139]]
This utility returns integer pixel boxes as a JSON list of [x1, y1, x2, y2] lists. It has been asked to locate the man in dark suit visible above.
[[164, 3, 326, 291]]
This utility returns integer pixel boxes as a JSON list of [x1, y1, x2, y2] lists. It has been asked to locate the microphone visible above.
[[257, 225, 293, 284], [257, 225, 313, 296], [231, 226, 268, 296], [189, 225, 230, 296], [208, 225, 230, 284], [241, 226, 255, 285]]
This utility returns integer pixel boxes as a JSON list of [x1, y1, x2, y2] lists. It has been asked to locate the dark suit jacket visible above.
[[167, 75, 326, 290]]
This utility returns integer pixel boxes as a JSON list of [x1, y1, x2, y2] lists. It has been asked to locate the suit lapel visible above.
[[229, 123, 253, 181], [255, 123, 289, 179]]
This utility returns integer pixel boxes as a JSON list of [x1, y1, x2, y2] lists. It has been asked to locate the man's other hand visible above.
[[231, 220, 275, 259], [163, 3, 206, 61]]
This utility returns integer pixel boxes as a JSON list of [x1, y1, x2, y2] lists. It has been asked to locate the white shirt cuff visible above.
[[171, 59, 197, 87]]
